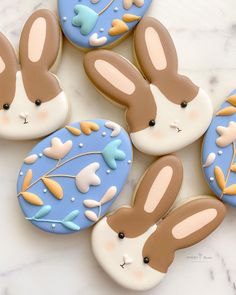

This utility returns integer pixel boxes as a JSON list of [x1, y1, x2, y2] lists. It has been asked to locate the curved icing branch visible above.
[[26, 217, 62, 224], [220, 141, 236, 199], [17, 151, 102, 197], [98, 0, 116, 15]]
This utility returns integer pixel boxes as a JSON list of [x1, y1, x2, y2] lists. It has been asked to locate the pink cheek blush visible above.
[[133, 271, 145, 280], [37, 110, 48, 120], [104, 240, 117, 252], [188, 109, 199, 120], [153, 129, 164, 139], [0, 115, 10, 125]]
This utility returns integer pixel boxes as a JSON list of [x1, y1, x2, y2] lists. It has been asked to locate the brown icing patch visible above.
[[19, 9, 62, 102], [134, 17, 199, 104], [143, 198, 226, 273], [107, 155, 183, 237], [0, 33, 18, 109], [84, 50, 156, 133]]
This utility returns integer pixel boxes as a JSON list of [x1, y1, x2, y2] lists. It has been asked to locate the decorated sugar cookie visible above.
[[92, 155, 225, 291], [0, 9, 69, 140], [58, 0, 152, 50], [84, 17, 213, 155], [202, 91, 236, 207], [17, 119, 132, 234]]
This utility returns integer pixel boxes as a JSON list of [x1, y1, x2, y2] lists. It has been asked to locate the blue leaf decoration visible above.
[[34, 205, 52, 219], [63, 210, 79, 222], [102, 140, 126, 170], [62, 221, 80, 231]]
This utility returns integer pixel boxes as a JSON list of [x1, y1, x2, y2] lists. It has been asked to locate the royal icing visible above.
[[0, 9, 69, 140], [58, 0, 152, 50], [92, 155, 225, 291], [202, 91, 236, 207], [17, 119, 132, 234], [84, 17, 213, 155]]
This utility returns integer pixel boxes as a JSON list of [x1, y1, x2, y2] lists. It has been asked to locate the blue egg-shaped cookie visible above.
[[58, 0, 153, 50], [17, 119, 133, 234], [202, 90, 236, 207]]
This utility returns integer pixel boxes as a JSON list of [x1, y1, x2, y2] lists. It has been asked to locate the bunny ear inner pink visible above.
[[19, 9, 62, 103]]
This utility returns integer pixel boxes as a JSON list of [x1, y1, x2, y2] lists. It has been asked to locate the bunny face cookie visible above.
[[92, 155, 225, 291], [0, 10, 69, 140], [84, 17, 213, 155]]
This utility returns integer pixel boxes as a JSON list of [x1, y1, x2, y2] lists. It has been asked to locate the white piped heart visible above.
[[89, 33, 107, 47]]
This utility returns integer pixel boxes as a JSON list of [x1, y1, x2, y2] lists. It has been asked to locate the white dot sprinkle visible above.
[[52, 224, 56, 228], [113, 7, 119, 12], [106, 170, 111, 174], [128, 160, 132, 164], [218, 151, 223, 155], [210, 177, 214, 182], [100, 28, 104, 32], [43, 189, 47, 193], [71, 197, 76, 202], [63, 16, 67, 22], [39, 153, 43, 158], [79, 143, 84, 148], [102, 132, 106, 137], [20, 172, 23, 176]]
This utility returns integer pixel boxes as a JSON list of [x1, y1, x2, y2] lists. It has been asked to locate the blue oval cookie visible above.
[[17, 119, 133, 234], [202, 90, 236, 207], [58, 0, 152, 50]]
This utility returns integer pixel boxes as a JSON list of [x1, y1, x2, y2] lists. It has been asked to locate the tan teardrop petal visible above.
[[22, 169, 33, 192], [214, 166, 226, 190], [85, 210, 98, 222], [21, 192, 43, 206], [224, 184, 236, 195], [227, 95, 236, 107], [42, 177, 63, 200], [122, 14, 141, 23], [24, 154, 38, 164], [66, 126, 81, 136], [217, 106, 236, 116]]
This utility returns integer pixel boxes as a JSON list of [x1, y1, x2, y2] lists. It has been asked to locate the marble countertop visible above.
[[1, 0, 236, 294]]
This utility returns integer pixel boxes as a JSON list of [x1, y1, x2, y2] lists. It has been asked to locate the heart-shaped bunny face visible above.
[[92, 156, 226, 290], [58, 0, 153, 50], [0, 9, 69, 140], [84, 17, 213, 155]]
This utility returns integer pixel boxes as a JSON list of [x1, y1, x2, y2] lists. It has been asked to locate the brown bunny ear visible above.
[[19, 9, 62, 102], [0, 33, 18, 109], [84, 50, 156, 132], [107, 155, 183, 238], [134, 17, 199, 104], [143, 198, 226, 273]]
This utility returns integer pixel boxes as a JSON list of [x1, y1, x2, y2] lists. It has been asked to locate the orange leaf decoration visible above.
[[66, 126, 81, 136], [122, 14, 141, 23], [42, 177, 63, 200], [80, 122, 100, 135], [22, 169, 33, 192], [231, 165, 236, 173], [216, 106, 236, 116], [214, 166, 226, 190], [224, 184, 236, 195], [21, 192, 43, 206], [227, 95, 236, 107]]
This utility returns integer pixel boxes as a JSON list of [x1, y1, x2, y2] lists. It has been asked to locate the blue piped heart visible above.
[[72, 5, 99, 36], [102, 140, 126, 170]]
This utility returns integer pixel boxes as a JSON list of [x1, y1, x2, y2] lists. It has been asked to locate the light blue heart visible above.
[[102, 140, 126, 170], [72, 5, 99, 36]]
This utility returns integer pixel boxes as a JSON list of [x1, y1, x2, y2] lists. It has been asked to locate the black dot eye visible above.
[[143, 257, 150, 264], [118, 232, 125, 239], [181, 101, 188, 108], [3, 103, 10, 110], [149, 120, 156, 127], [35, 99, 42, 106]]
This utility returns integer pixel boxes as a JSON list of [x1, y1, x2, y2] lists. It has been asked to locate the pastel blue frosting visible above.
[[58, 0, 153, 49], [17, 119, 133, 234], [202, 89, 236, 207]]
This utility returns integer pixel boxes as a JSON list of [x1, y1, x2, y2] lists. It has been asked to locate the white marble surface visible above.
[[0, 0, 236, 294]]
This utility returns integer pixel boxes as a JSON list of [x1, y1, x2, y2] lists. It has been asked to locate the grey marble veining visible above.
[[0, 1, 236, 294]]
